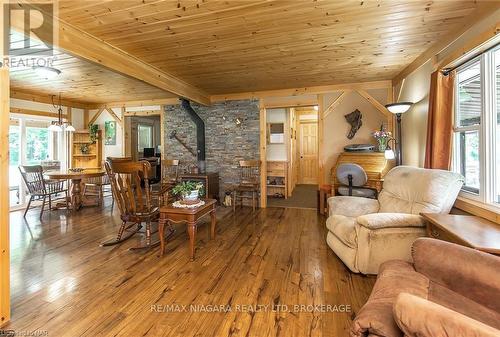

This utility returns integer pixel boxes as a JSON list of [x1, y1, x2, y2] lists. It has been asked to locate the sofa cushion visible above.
[[328, 196, 380, 217], [428, 282, 500, 330], [350, 260, 429, 337], [393, 293, 500, 337], [412, 238, 500, 313], [326, 215, 358, 248]]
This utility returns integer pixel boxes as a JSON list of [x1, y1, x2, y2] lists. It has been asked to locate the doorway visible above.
[[266, 106, 319, 209], [298, 120, 318, 184], [123, 115, 161, 161]]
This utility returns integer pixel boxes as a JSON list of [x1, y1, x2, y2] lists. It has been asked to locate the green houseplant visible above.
[[88, 123, 99, 143], [171, 181, 205, 202]]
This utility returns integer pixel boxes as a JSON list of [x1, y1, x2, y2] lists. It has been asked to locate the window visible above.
[[495, 48, 500, 203], [454, 60, 481, 193], [452, 45, 500, 206], [25, 125, 50, 165], [137, 124, 153, 152], [9, 117, 65, 209]]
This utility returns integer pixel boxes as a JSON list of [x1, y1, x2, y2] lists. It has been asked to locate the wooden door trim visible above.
[[1, 68, 11, 326], [259, 101, 267, 208]]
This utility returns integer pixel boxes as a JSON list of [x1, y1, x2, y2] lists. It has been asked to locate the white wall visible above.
[[398, 61, 434, 167], [322, 89, 388, 183], [89, 108, 123, 158], [266, 108, 287, 161]]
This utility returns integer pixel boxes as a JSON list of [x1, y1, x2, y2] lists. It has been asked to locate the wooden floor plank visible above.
[[6, 202, 375, 336]]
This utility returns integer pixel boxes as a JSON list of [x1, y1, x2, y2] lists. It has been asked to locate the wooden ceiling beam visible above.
[[262, 96, 318, 109], [391, 3, 500, 86], [210, 81, 392, 102], [87, 98, 179, 109], [10, 89, 91, 109], [11, 3, 209, 105], [123, 110, 162, 117], [10, 107, 68, 120]]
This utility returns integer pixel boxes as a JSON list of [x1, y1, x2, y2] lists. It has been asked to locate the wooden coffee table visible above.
[[421, 213, 500, 256], [158, 199, 217, 260]]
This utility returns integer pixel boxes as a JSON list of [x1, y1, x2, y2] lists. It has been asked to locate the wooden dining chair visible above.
[[155, 159, 180, 205], [103, 159, 163, 250], [232, 160, 261, 212], [19, 165, 68, 219], [82, 175, 105, 206]]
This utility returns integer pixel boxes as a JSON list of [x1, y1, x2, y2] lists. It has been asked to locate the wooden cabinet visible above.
[[180, 172, 220, 202], [71, 130, 103, 169], [331, 152, 393, 195], [267, 161, 288, 199], [422, 213, 500, 256]]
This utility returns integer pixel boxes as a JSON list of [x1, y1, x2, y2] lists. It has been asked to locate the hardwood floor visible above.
[[6, 202, 375, 337]]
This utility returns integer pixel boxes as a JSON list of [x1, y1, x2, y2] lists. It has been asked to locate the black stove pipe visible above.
[[180, 98, 206, 172]]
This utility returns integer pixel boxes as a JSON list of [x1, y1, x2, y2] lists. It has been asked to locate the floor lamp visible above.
[[384, 102, 413, 166]]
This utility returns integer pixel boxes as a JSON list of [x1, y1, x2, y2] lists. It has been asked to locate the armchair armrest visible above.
[[393, 293, 499, 337], [328, 196, 379, 217], [412, 238, 500, 312], [357, 213, 425, 230]]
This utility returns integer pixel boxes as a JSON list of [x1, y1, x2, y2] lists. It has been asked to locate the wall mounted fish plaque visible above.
[[345, 109, 362, 139]]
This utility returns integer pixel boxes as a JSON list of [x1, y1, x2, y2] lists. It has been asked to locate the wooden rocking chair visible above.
[[103, 160, 173, 250]]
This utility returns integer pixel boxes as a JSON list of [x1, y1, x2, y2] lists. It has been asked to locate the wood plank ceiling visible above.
[[9, 33, 175, 105], [56, 0, 491, 95]]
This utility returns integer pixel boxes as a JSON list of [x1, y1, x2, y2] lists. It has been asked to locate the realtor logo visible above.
[[3, 2, 55, 56]]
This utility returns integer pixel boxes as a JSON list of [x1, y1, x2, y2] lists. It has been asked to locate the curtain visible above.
[[424, 70, 455, 170]]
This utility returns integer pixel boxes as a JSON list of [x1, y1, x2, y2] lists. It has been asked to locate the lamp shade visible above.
[[48, 123, 62, 132], [384, 148, 395, 160], [385, 102, 413, 114]]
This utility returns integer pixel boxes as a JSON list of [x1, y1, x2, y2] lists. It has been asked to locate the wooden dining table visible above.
[[45, 169, 105, 211]]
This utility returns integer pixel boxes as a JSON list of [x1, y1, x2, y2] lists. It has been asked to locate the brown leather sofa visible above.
[[351, 238, 500, 337]]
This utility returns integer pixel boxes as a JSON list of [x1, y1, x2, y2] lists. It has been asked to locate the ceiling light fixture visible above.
[[48, 93, 75, 132], [33, 66, 61, 79]]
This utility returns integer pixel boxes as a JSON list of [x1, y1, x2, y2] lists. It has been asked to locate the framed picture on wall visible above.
[[104, 121, 116, 145]]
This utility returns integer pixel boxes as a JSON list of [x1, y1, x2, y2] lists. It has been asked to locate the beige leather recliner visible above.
[[326, 166, 464, 274]]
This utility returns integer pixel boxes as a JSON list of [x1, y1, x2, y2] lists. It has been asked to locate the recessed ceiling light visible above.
[[33, 66, 61, 79]]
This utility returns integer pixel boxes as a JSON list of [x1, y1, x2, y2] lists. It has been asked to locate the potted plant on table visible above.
[[372, 125, 392, 152], [171, 181, 205, 205]]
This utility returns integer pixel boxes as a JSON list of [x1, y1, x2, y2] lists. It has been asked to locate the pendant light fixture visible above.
[[48, 93, 75, 132]]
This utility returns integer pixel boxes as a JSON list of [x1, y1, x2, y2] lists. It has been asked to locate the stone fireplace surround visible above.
[[163, 100, 260, 200]]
